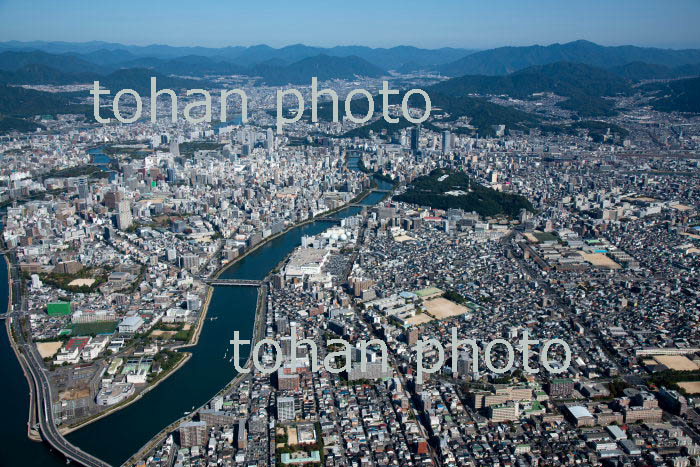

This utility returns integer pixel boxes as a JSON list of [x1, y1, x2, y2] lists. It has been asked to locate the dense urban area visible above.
[[1, 39, 700, 467]]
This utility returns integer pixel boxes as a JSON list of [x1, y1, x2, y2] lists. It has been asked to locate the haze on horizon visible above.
[[0, 0, 698, 50]]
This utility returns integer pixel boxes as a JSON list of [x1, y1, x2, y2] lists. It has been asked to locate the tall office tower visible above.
[[116, 200, 133, 230], [103, 189, 124, 210], [166, 167, 177, 183], [410, 126, 421, 153], [266, 128, 274, 151], [277, 396, 296, 421], [442, 130, 451, 154], [169, 139, 180, 157], [76, 177, 90, 201], [178, 421, 209, 448]]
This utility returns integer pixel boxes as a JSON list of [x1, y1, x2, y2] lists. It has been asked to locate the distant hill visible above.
[[394, 168, 534, 218], [0, 50, 105, 73], [540, 120, 629, 143], [98, 68, 206, 94], [430, 93, 541, 135], [0, 84, 76, 116], [326, 45, 473, 70], [0, 49, 385, 85], [0, 68, 211, 127], [430, 62, 631, 98], [0, 41, 474, 71], [114, 55, 246, 77], [438, 40, 700, 76], [70, 49, 138, 66], [252, 55, 385, 85], [0, 64, 99, 85], [0, 116, 44, 134], [307, 88, 541, 137], [607, 61, 700, 81], [643, 76, 700, 113], [429, 62, 631, 117]]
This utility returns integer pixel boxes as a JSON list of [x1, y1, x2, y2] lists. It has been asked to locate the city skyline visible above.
[[1, 3, 699, 467], [1, 0, 699, 49]]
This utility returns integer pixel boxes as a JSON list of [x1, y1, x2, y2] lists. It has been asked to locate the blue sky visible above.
[[0, 0, 698, 49]]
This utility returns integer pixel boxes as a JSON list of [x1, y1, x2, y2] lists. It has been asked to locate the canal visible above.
[[1, 158, 391, 466]]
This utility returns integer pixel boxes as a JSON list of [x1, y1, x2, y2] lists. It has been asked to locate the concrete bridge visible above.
[[21, 339, 110, 467], [205, 279, 263, 287]]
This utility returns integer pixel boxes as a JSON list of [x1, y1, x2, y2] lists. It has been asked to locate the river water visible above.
[[1, 157, 391, 466]]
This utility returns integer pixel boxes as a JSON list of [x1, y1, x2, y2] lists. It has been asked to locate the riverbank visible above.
[[1, 250, 42, 443], [122, 284, 268, 466], [210, 184, 375, 281], [59, 351, 193, 436], [61, 169, 395, 464], [4, 310, 42, 442], [122, 181, 393, 464]]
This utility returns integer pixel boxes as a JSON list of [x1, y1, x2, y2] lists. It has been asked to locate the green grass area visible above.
[[533, 232, 559, 242], [70, 321, 118, 336], [177, 141, 224, 156], [43, 164, 109, 179], [38, 266, 109, 293]]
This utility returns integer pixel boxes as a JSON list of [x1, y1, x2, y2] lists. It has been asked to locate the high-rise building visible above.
[[441, 130, 451, 154], [179, 421, 208, 447], [77, 177, 90, 201], [166, 167, 177, 183], [116, 200, 132, 230], [277, 396, 295, 421], [179, 254, 200, 270], [103, 189, 124, 210], [266, 128, 274, 151], [410, 126, 421, 153]]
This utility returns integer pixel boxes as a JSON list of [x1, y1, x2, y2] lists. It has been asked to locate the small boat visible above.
[[183, 411, 190, 415]]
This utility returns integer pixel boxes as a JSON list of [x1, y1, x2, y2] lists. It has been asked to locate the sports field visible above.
[[70, 321, 118, 336], [424, 297, 470, 319], [677, 382, 700, 394]]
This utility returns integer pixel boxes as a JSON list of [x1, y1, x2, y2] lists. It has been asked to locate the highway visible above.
[[10, 315, 111, 466]]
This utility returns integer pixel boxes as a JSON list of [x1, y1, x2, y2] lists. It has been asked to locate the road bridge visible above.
[[205, 279, 263, 287]]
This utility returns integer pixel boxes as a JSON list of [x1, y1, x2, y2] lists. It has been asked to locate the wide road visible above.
[[17, 319, 110, 467]]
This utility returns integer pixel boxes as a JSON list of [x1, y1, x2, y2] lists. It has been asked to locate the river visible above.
[[1, 157, 391, 466]]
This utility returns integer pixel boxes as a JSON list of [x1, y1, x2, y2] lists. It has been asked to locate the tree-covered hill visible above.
[[394, 169, 534, 218]]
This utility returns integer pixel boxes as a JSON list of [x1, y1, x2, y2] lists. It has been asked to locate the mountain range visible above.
[[0, 41, 474, 72], [2, 39, 700, 84], [429, 62, 633, 117], [1, 40, 699, 134], [437, 40, 700, 76], [0, 50, 386, 86], [642, 76, 700, 113]]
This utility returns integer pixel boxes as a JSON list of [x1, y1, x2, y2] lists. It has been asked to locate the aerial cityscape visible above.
[[1, 1, 700, 467]]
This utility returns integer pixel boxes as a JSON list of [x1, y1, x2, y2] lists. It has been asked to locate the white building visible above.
[[118, 315, 144, 333]]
